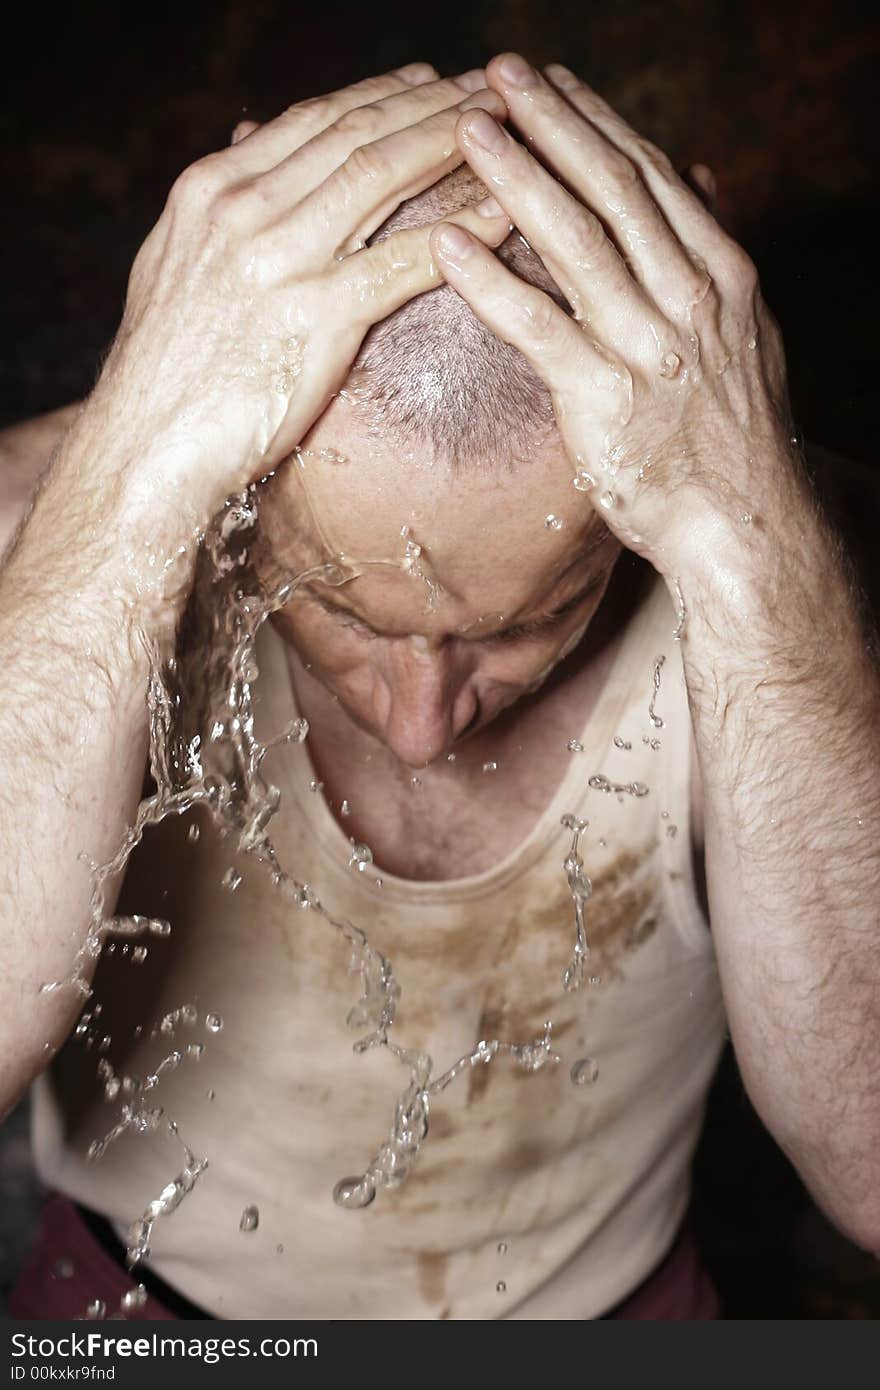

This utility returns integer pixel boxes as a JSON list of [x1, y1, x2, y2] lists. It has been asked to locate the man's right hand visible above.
[[90, 64, 510, 536]]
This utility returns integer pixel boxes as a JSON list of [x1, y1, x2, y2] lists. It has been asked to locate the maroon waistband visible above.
[[10, 1192, 720, 1320]]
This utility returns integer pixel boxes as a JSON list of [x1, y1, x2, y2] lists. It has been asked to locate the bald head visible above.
[[348, 166, 567, 468]]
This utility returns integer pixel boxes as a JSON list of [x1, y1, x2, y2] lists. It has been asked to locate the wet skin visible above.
[[255, 399, 622, 770]]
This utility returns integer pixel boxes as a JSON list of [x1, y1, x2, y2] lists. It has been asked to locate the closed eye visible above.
[[305, 580, 600, 643], [485, 589, 597, 644]]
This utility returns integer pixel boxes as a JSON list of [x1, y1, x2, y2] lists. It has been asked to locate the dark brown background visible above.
[[1, 0, 878, 1318]]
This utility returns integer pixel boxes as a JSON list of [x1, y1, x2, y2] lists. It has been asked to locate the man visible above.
[[1, 53, 878, 1321]]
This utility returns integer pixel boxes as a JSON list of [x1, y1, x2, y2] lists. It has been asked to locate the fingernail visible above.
[[475, 195, 505, 218], [397, 62, 437, 85], [463, 108, 507, 153], [497, 53, 537, 87], [437, 224, 474, 260], [453, 68, 486, 93], [545, 62, 579, 90]]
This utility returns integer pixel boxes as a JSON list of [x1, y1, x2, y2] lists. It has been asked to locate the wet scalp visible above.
[[351, 167, 566, 468]]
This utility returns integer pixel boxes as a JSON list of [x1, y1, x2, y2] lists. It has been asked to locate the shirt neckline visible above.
[[256, 572, 669, 906]]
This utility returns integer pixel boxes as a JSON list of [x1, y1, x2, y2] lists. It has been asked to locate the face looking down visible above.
[[256, 395, 621, 768]]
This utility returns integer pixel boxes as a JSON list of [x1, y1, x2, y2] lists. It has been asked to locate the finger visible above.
[[542, 64, 740, 279], [258, 80, 504, 212], [335, 200, 514, 326], [454, 107, 659, 347], [484, 54, 706, 315], [291, 89, 508, 256], [428, 221, 616, 400], [225, 63, 440, 176], [684, 163, 717, 215], [231, 119, 260, 146], [453, 68, 488, 93]]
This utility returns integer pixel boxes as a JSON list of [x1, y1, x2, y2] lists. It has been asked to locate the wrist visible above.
[[17, 401, 207, 632]]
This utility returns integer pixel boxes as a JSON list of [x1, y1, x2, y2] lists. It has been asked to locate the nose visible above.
[[379, 642, 476, 767]]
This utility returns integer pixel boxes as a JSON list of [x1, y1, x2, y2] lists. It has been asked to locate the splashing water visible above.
[[560, 814, 592, 991], [240, 1204, 260, 1232], [671, 580, 686, 642], [648, 654, 666, 729], [39, 486, 599, 1266]]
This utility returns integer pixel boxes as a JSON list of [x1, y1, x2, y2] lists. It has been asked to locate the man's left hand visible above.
[[432, 53, 805, 589]]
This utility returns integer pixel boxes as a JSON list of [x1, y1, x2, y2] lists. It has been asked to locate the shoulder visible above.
[[0, 403, 81, 557]]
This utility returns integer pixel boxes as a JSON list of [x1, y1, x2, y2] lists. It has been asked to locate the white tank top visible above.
[[32, 573, 726, 1319]]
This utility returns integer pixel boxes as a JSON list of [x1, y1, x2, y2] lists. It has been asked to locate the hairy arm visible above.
[[0, 65, 512, 1117], [434, 51, 880, 1249], [0, 403, 194, 1115], [682, 474, 880, 1251]]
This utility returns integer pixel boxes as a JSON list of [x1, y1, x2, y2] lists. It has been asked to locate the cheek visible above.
[[474, 642, 561, 691], [280, 606, 381, 689]]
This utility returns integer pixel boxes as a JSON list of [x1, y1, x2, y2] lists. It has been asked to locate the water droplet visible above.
[[544, 513, 563, 531], [148, 919, 172, 937], [333, 1175, 376, 1209], [497, 1242, 508, 1254], [746, 336, 757, 350], [599, 491, 616, 510], [340, 799, 351, 816], [130, 945, 148, 964], [348, 841, 373, 872], [187, 1042, 205, 1060], [496, 1281, 507, 1293], [613, 736, 631, 750], [570, 1056, 599, 1086], [482, 761, 498, 774], [206, 1088, 216, 1101], [221, 867, 242, 892], [85, 1299, 106, 1320], [650, 738, 661, 750], [659, 350, 681, 378], [187, 824, 200, 844], [53, 1256, 75, 1280], [666, 824, 678, 838], [446, 752, 456, 762], [572, 469, 596, 492], [240, 1204, 259, 1232], [205, 1013, 224, 1033], [410, 776, 422, 787], [740, 512, 752, 524], [566, 739, 584, 753], [309, 778, 324, 793], [120, 1284, 148, 1312]]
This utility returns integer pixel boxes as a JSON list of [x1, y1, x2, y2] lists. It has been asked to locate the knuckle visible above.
[[633, 137, 675, 181], [331, 104, 384, 144], [170, 156, 226, 208], [602, 152, 640, 196], [720, 241, 759, 295], [566, 210, 608, 263], [521, 292, 559, 343], [342, 140, 390, 186], [283, 93, 335, 134]]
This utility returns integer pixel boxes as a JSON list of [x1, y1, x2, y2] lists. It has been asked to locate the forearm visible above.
[[0, 403, 199, 1114], [679, 483, 880, 1248]]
